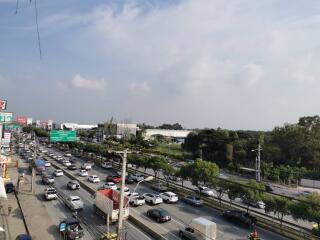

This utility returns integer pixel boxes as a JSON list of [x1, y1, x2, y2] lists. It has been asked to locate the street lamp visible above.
[[125, 176, 154, 208], [251, 144, 262, 182]]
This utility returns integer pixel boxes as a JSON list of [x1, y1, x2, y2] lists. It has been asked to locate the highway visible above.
[[42, 144, 288, 240]]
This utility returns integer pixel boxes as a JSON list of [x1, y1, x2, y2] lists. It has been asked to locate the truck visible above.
[[35, 159, 46, 175], [59, 218, 84, 240], [179, 217, 217, 240], [93, 189, 129, 223]]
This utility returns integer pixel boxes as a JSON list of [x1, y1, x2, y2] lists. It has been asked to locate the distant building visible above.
[[144, 129, 192, 143], [60, 123, 97, 131], [96, 123, 138, 141], [27, 118, 33, 125]]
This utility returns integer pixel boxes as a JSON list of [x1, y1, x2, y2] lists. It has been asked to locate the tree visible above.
[[239, 180, 265, 212], [273, 196, 291, 228], [227, 180, 242, 206], [212, 179, 229, 205], [147, 155, 167, 179], [188, 160, 219, 188]]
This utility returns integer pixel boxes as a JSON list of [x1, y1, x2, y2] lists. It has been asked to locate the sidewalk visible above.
[[7, 155, 58, 240]]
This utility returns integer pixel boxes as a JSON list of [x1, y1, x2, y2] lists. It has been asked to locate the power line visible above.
[[33, 0, 42, 60]]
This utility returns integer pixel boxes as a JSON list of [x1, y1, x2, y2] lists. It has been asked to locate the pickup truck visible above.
[[128, 193, 145, 207], [59, 218, 84, 240], [44, 187, 58, 201]]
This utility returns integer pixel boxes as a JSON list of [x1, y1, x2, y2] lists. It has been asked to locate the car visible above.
[[44, 187, 58, 200], [131, 174, 144, 182], [242, 199, 266, 209], [147, 208, 171, 223], [65, 153, 72, 157], [98, 182, 117, 190], [63, 161, 71, 167], [151, 183, 168, 192], [81, 163, 92, 170], [125, 175, 135, 184], [222, 210, 257, 228], [199, 186, 215, 197], [117, 187, 131, 196], [182, 195, 203, 206], [101, 162, 112, 169], [160, 192, 179, 203], [143, 193, 163, 205], [128, 192, 145, 206], [15, 234, 32, 240], [65, 196, 84, 211], [265, 184, 274, 192], [88, 175, 100, 183], [67, 180, 80, 190], [54, 169, 63, 177], [106, 175, 122, 183], [5, 182, 15, 193], [77, 169, 88, 177], [44, 161, 51, 167], [42, 174, 55, 185], [67, 164, 77, 170]]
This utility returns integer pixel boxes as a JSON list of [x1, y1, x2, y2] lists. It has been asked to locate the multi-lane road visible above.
[[38, 144, 288, 240]]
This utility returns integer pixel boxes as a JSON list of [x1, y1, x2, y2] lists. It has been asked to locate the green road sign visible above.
[[4, 124, 20, 131], [0, 112, 12, 123], [50, 130, 77, 142]]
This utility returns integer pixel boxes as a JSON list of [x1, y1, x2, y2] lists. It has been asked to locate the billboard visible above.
[[0, 112, 13, 123], [27, 118, 33, 125], [0, 100, 7, 110], [50, 130, 77, 142], [16, 116, 27, 126]]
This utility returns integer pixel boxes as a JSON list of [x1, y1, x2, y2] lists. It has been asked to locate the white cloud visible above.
[[129, 81, 151, 96], [71, 74, 107, 90]]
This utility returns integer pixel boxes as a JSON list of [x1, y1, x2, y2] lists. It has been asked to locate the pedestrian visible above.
[[8, 205, 12, 215]]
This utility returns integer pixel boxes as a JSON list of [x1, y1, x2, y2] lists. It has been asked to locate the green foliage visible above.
[[186, 160, 219, 187], [158, 123, 183, 130], [147, 155, 167, 178], [239, 180, 265, 212]]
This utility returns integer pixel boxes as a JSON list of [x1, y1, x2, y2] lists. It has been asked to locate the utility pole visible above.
[[31, 131, 36, 195], [117, 149, 127, 240], [257, 143, 261, 182]]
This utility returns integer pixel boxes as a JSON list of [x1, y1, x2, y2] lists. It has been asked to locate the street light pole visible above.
[[117, 149, 127, 240], [252, 143, 262, 182]]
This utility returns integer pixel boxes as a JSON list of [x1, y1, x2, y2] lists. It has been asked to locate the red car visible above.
[[106, 175, 122, 183]]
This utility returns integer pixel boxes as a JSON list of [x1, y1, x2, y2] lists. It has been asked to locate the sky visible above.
[[1, 0, 320, 130]]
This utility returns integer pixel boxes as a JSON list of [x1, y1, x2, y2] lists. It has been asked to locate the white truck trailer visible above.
[[94, 189, 129, 223], [179, 217, 217, 240]]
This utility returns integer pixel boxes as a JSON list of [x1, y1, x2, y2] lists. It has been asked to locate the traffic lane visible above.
[[135, 184, 288, 240], [35, 175, 96, 240], [45, 165, 154, 240]]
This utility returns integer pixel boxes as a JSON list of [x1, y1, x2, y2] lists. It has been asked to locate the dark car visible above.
[[182, 195, 203, 206], [265, 184, 274, 192], [67, 164, 77, 170], [125, 176, 135, 184], [106, 175, 122, 183], [222, 210, 257, 228], [15, 234, 32, 240], [147, 208, 171, 223], [67, 180, 80, 190], [5, 182, 15, 193]]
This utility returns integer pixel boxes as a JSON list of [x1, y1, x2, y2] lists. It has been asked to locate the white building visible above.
[[144, 129, 192, 142], [60, 123, 97, 131]]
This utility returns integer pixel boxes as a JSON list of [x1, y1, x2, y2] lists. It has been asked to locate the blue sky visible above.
[[1, 0, 320, 130]]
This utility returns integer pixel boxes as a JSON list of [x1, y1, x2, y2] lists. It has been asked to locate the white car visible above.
[[131, 174, 144, 182], [54, 169, 63, 177], [65, 196, 83, 211], [199, 186, 215, 197], [81, 163, 92, 170], [117, 187, 131, 196], [101, 162, 112, 169], [44, 161, 51, 167], [143, 193, 163, 205], [65, 153, 72, 157], [160, 191, 179, 203], [88, 175, 100, 183], [102, 182, 117, 190], [44, 187, 57, 200], [77, 170, 88, 177], [129, 192, 145, 206], [63, 161, 71, 167]]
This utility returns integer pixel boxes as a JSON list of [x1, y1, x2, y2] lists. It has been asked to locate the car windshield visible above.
[[72, 198, 81, 202]]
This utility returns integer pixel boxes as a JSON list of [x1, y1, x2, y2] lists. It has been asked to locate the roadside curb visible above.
[[14, 192, 30, 236]]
